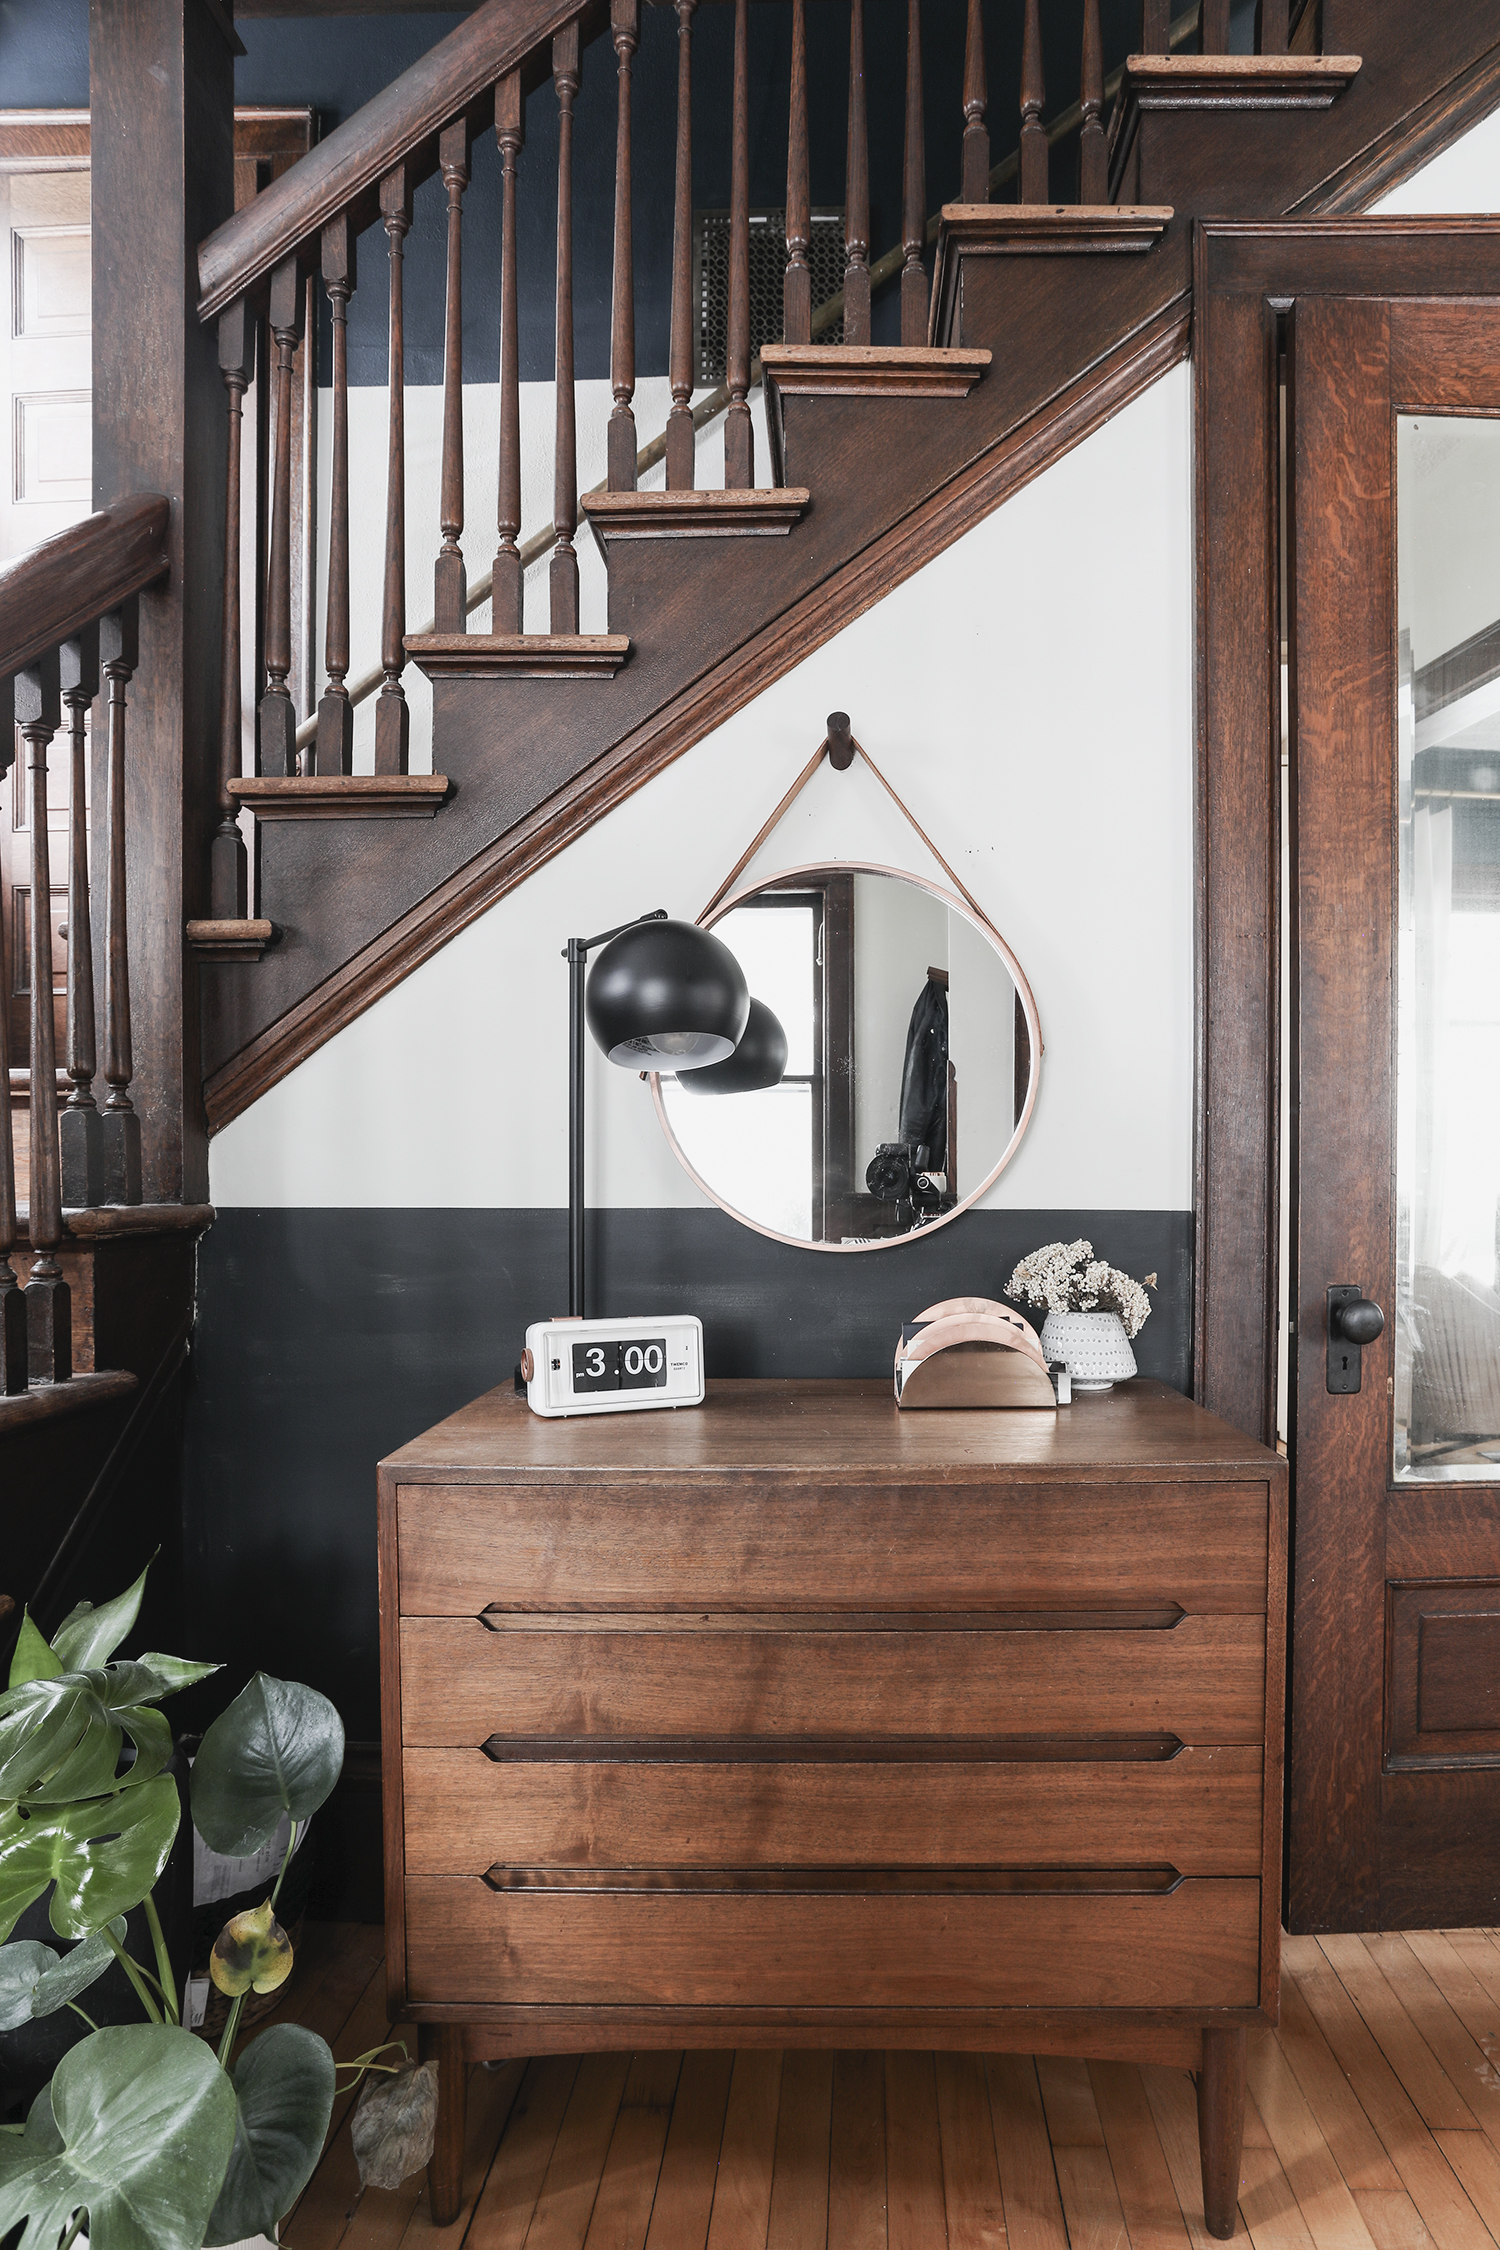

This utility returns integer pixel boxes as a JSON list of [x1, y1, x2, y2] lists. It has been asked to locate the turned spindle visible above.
[[213, 298, 251, 908], [901, 0, 926, 344], [1019, 0, 1047, 204], [784, 0, 811, 347], [494, 72, 525, 634], [258, 255, 302, 777], [1140, 0, 1171, 50], [961, 0, 989, 203], [666, 0, 698, 490], [1080, 0, 1106, 202], [0, 834, 25, 1391], [59, 624, 101, 1210], [724, 0, 753, 486], [16, 653, 69, 1381], [317, 218, 357, 774], [843, 0, 871, 346], [552, 23, 582, 633], [99, 601, 141, 1209], [608, 0, 641, 492], [376, 164, 412, 775], [435, 121, 470, 634]]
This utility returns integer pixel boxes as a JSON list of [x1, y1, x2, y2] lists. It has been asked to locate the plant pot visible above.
[[1040, 1310, 1137, 1392]]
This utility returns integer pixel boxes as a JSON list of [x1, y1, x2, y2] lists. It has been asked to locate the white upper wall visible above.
[[212, 361, 1196, 1213], [1373, 108, 1500, 213]]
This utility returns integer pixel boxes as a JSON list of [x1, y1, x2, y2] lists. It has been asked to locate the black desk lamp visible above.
[[564, 909, 784, 1317]]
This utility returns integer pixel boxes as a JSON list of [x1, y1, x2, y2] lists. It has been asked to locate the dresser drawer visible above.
[[404, 1874, 1262, 2010], [399, 1612, 1267, 1745], [403, 1743, 1264, 1876], [396, 1481, 1269, 1615]]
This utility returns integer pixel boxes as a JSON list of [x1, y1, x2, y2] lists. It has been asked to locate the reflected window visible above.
[[1395, 414, 1500, 1475]]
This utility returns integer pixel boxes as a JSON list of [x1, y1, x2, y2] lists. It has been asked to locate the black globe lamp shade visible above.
[[586, 917, 750, 1069], [674, 996, 789, 1095]]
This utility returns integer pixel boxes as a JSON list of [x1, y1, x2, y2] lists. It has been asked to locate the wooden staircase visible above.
[[185, 0, 1500, 1134]]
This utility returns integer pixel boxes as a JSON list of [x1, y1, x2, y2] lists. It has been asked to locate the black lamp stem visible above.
[[564, 909, 668, 1321], [567, 936, 587, 1317]]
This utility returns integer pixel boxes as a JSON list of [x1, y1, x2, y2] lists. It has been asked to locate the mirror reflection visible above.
[[656, 866, 1035, 1248]]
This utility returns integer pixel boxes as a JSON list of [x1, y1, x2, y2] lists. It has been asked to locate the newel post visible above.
[[89, 0, 234, 1206]]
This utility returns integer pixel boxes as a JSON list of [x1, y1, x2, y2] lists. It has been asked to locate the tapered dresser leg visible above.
[[422, 2023, 467, 2225], [1197, 2025, 1246, 2240]]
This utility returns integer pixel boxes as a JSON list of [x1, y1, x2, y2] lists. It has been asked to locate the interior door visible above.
[[1289, 293, 1500, 1931]]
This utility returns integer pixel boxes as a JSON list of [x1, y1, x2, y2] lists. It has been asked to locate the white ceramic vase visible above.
[[1040, 1309, 1137, 1392]]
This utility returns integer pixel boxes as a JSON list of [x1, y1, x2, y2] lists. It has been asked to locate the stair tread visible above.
[[406, 634, 630, 677], [0, 1368, 138, 1432], [581, 490, 810, 545], [228, 775, 451, 819]]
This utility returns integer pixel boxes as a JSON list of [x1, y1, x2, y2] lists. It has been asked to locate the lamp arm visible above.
[[563, 908, 668, 1318]]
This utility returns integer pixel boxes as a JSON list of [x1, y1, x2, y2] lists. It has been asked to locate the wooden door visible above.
[[1288, 294, 1500, 1931]]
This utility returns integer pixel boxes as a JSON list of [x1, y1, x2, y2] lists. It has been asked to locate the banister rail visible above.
[[0, 495, 169, 681], [196, 0, 607, 320]]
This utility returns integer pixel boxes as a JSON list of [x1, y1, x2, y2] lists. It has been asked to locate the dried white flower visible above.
[[1005, 1240, 1155, 1339]]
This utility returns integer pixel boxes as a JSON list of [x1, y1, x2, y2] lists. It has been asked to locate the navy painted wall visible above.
[[182, 1205, 1193, 1740], [4, 0, 1252, 383]]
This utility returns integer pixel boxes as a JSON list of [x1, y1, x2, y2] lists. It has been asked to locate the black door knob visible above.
[[1332, 1296, 1384, 1346]]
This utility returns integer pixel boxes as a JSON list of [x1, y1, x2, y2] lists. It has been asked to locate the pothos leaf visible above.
[[203, 2023, 335, 2246], [209, 1899, 294, 1997], [192, 1674, 344, 1858], [7, 1614, 62, 1691], [0, 2023, 237, 2250]]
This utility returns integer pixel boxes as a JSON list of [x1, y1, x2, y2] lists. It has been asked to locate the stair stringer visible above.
[[204, 282, 1190, 1132]]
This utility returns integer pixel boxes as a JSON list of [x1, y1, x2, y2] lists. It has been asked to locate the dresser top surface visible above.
[[382, 1378, 1281, 1481]]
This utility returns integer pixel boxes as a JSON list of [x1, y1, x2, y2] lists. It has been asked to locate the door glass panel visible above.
[[1395, 414, 1500, 1476]]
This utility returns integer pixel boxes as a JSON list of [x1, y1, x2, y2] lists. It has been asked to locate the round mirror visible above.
[[652, 863, 1040, 1252]]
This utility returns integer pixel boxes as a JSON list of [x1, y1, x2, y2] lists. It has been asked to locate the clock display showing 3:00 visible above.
[[571, 1336, 669, 1394]]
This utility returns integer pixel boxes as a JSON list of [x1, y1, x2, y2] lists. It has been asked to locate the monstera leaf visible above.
[[0, 1774, 181, 1942], [0, 1917, 126, 2029], [203, 2023, 335, 2246], [0, 1666, 211, 1812], [0, 2024, 237, 2250], [209, 1900, 293, 1997], [191, 1674, 344, 1858]]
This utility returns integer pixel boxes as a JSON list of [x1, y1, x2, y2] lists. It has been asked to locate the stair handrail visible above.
[[0, 495, 169, 682], [196, 0, 605, 320]]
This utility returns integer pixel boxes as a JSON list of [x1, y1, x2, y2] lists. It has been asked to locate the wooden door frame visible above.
[[1195, 217, 1500, 1444], [1196, 219, 1500, 1931]]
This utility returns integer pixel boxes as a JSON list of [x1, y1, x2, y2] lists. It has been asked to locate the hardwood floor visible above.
[[265, 1926, 1500, 2250]]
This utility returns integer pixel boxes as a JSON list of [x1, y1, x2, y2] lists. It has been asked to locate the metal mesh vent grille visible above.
[[693, 207, 845, 386]]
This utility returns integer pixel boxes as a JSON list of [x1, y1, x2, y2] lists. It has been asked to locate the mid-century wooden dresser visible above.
[[379, 1378, 1286, 2241]]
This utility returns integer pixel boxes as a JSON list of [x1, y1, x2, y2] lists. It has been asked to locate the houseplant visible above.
[[0, 1565, 420, 2249], [1006, 1239, 1155, 1391]]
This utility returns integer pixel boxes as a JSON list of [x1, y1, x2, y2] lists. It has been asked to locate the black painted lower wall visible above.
[[182, 1205, 1192, 1742]]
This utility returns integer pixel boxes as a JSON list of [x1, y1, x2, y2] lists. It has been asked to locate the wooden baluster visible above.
[[317, 218, 356, 774], [1140, 0, 1170, 50], [494, 72, 525, 634], [99, 601, 141, 1209], [59, 625, 101, 1211], [900, 0, 925, 344], [666, 0, 698, 489], [784, 0, 811, 345], [15, 653, 69, 1380], [1079, 0, 1106, 202], [1019, 0, 1047, 204], [1255, 0, 1289, 51], [608, 0, 640, 491], [435, 122, 470, 633], [552, 24, 582, 634], [0, 761, 24, 1391], [258, 254, 303, 778], [724, 0, 754, 484], [213, 300, 251, 905], [843, 0, 870, 346], [1201, 0, 1231, 51], [377, 165, 412, 773], [961, 0, 989, 203]]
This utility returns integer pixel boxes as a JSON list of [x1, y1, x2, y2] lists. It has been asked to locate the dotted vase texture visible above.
[[1040, 1310, 1138, 1392]]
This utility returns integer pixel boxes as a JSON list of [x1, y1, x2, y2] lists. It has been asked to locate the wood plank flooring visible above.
[[263, 1927, 1500, 2250]]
